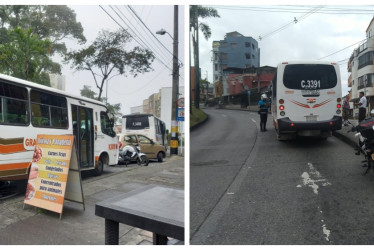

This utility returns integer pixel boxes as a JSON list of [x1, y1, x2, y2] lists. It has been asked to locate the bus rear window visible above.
[[283, 64, 337, 90], [126, 116, 150, 130]]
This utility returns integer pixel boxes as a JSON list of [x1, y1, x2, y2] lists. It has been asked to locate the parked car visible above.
[[118, 134, 166, 162]]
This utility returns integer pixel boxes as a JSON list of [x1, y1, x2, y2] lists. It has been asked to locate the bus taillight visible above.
[[279, 99, 284, 104], [279, 105, 285, 110], [337, 98, 341, 102], [337, 104, 341, 109]]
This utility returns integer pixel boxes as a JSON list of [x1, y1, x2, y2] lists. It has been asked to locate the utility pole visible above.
[[170, 5, 179, 155]]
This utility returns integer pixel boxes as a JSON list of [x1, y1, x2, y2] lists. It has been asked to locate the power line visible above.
[[127, 5, 184, 67], [113, 5, 172, 67], [258, 5, 325, 41], [209, 5, 374, 14], [99, 5, 173, 73], [318, 38, 367, 60]]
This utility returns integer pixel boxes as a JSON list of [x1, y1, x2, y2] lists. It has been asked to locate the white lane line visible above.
[[222, 114, 227, 118], [251, 119, 256, 123]]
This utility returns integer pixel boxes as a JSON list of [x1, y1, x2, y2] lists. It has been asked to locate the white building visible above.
[[348, 17, 374, 117], [49, 74, 66, 91]]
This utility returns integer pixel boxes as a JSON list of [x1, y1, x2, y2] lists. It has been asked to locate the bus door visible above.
[[72, 105, 94, 169]]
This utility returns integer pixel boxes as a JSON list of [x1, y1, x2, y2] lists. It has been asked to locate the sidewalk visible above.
[[0, 155, 184, 245]]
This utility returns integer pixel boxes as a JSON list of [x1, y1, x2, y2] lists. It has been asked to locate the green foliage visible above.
[[0, 27, 60, 85], [80, 85, 123, 124], [190, 105, 207, 128], [80, 85, 97, 99], [0, 5, 86, 56], [66, 29, 155, 100]]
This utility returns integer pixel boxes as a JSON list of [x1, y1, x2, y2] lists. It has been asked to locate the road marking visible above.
[[298, 164, 332, 242], [227, 192, 234, 195], [251, 119, 256, 123], [222, 114, 227, 118], [300, 162, 331, 195], [321, 219, 331, 242]]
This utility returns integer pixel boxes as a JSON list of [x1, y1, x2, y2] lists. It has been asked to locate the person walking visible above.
[[342, 96, 350, 126], [356, 91, 367, 123], [258, 94, 270, 132]]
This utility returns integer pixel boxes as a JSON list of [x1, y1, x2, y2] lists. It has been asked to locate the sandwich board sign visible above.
[[24, 134, 85, 219]]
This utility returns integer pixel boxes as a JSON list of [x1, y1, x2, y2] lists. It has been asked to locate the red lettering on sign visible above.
[[25, 139, 36, 147]]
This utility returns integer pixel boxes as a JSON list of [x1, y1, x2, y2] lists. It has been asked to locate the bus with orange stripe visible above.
[[271, 61, 342, 140], [0, 73, 119, 181]]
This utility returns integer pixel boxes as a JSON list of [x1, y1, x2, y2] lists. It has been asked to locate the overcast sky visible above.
[[60, 5, 185, 115], [195, 5, 374, 97]]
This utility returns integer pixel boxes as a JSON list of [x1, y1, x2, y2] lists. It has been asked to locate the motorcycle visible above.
[[347, 112, 374, 175], [118, 144, 149, 166]]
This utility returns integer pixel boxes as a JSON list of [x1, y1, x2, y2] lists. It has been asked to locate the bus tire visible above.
[[157, 152, 164, 162], [94, 157, 104, 176]]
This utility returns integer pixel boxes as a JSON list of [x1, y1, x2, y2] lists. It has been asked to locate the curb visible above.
[[190, 113, 209, 132]]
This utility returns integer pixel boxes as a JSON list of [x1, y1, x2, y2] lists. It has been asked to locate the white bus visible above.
[[122, 114, 167, 146], [0, 74, 119, 181], [271, 61, 342, 140]]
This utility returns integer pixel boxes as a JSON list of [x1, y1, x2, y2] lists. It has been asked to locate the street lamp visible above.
[[156, 6, 179, 155]]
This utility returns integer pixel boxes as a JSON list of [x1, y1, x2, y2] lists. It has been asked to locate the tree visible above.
[[66, 29, 155, 100], [80, 85, 123, 124], [0, 5, 86, 85], [80, 85, 97, 99], [0, 5, 86, 56], [190, 6, 219, 109], [0, 27, 60, 85]]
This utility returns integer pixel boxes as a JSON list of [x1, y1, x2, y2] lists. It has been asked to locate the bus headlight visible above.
[[280, 111, 285, 116]]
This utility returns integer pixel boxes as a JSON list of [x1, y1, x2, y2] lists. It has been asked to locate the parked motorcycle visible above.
[[347, 113, 374, 175], [118, 144, 149, 166]]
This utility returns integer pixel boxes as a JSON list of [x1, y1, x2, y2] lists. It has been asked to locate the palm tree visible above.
[[190, 6, 219, 109]]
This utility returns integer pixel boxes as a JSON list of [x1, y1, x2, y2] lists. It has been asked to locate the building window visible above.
[[358, 74, 374, 89], [215, 64, 218, 71], [214, 53, 218, 61], [215, 74, 218, 81], [252, 54, 255, 59], [221, 42, 227, 47], [245, 53, 251, 59], [252, 44, 255, 50], [221, 53, 227, 60], [231, 43, 237, 48], [245, 42, 250, 47], [222, 64, 228, 70], [358, 51, 374, 69]]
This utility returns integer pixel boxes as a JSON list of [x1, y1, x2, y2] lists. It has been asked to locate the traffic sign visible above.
[[177, 107, 184, 121], [177, 98, 184, 108]]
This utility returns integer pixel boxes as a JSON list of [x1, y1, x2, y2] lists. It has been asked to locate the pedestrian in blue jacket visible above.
[[258, 94, 270, 132]]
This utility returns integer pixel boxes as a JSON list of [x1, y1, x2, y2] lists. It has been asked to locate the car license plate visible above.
[[306, 115, 317, 122]]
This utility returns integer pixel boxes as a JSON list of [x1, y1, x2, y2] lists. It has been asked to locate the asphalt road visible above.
[[190, 108, 374, 245]]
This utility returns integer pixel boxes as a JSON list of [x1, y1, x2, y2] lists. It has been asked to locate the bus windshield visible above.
[[125, 115, 150, 130], [283, 64, 337, 90]]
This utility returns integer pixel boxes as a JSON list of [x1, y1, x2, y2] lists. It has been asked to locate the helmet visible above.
[[261, 94, 267, 100]]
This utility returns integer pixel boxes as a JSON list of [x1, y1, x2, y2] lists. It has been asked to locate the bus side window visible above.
[[0, 81, 29, 126], [30, 90, 68, 128]]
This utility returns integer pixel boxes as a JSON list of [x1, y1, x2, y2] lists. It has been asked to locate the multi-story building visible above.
[[130, 105, 143, 114], [49, 74, 66, 91], [130, 86, 185, 132], [213, 31, 260, 98], [348, 17, 374, 117]]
